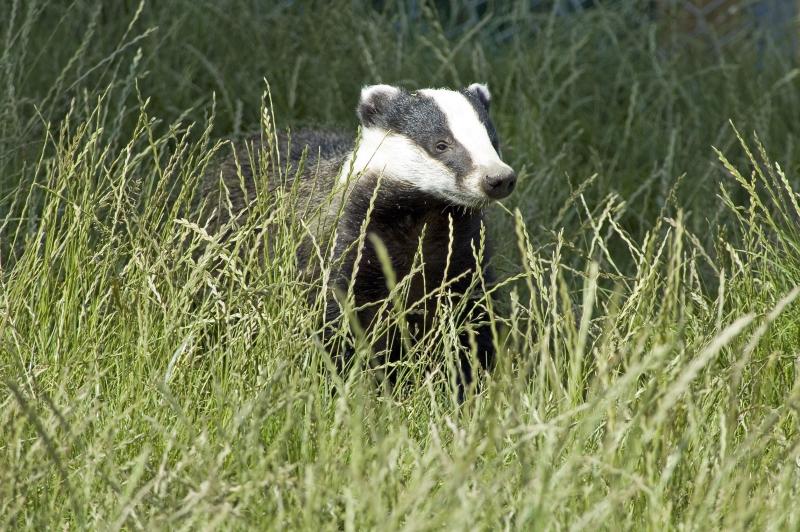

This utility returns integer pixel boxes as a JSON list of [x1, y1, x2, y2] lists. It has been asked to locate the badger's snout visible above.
[[481, 168, 517, 200]]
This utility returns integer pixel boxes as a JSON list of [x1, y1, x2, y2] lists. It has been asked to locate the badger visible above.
[[203, 83, 516, 394]]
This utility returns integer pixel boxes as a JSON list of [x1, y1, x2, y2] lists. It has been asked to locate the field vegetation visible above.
[[2, 1, 800, 529]]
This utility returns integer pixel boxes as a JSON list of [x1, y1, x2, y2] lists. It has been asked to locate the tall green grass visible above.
[[2, 1, 800, 529]]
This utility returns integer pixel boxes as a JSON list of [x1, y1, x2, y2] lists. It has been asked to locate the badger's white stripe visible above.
[[338, 127, 457, 195], [419, 88, 507, 170], [339, 88, 513, 207]]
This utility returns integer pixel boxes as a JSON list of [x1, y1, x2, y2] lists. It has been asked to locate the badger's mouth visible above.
[[445, 191, 493, 210]]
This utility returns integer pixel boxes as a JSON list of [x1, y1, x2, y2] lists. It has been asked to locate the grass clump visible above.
[[2, 1, 800, 529]]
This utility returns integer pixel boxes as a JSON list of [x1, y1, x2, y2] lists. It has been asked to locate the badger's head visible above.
[[341, 83, 516, 208]]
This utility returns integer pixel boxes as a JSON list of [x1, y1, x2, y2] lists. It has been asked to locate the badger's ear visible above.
[[357, 84, 401, 127], [466, 82, 491, 110]]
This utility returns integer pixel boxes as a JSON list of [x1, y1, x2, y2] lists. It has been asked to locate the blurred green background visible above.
[[3, 1, 799, 245]]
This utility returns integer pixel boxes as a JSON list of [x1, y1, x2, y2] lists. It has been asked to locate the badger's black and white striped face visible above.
[[340, 84, 516, 208]]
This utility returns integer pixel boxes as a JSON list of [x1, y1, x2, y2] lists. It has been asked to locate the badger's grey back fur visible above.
[[201, 84, 516, 395], [202, 128, 351, 231]]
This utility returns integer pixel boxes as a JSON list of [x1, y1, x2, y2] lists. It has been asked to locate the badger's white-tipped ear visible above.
[[466, 82, 491, 109], [357, 84, 401, 127]]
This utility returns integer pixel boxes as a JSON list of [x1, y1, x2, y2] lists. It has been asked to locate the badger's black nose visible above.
[[481, 171, 517, 199]]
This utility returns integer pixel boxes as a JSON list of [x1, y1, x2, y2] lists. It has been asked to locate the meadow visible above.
[[2, 0, 800, 529]]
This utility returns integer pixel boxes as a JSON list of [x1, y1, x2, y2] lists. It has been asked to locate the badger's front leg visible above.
[[322, 299, 352, 377], [323, 299, 404, 386], [456, 294, 496, 399]]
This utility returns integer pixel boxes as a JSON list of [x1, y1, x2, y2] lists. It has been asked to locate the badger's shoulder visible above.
[[201, 127, 354, 226], [282, 128, 354, 170], [215, 127, 353, 182]]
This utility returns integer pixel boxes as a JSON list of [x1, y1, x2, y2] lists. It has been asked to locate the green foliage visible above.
[[2, 1, 800, 529]]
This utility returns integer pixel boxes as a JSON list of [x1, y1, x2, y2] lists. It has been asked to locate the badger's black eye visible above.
[[435, 141, 449, 153]]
